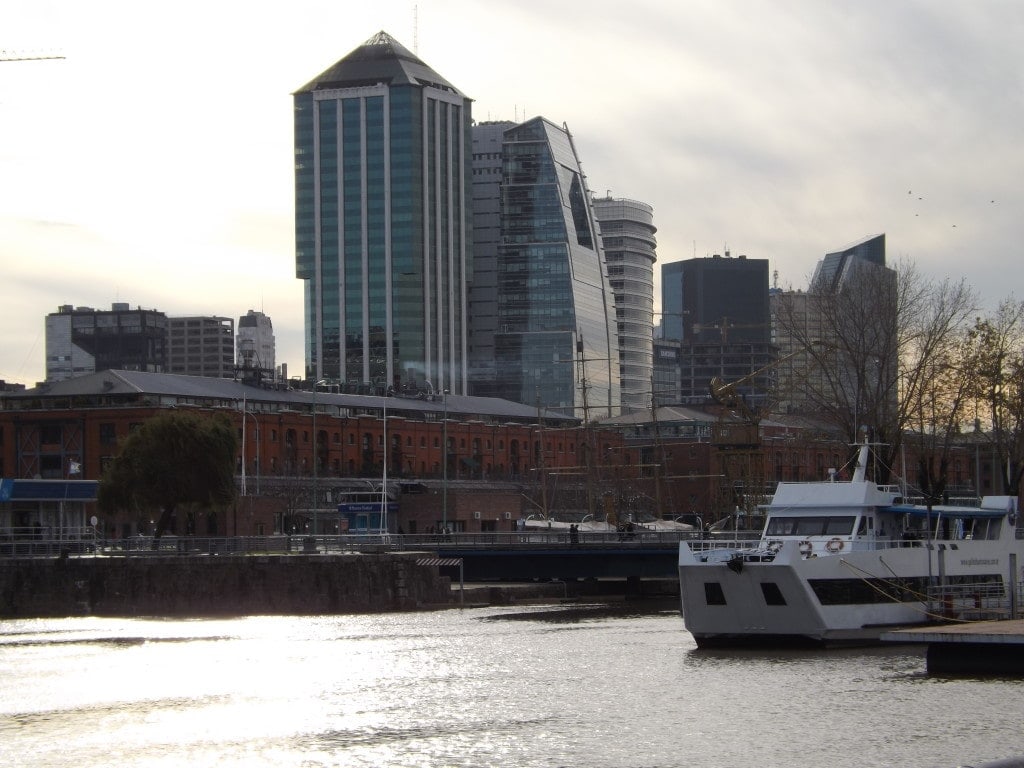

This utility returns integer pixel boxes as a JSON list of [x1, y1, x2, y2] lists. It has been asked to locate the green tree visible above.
[[97, 410, 238, 541]]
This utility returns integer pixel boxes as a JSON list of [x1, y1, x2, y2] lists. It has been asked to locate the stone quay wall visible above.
[[0, 553, 455, 619]]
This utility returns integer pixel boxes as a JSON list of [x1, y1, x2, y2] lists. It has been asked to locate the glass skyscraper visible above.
[[293, 31, 472, 394], [491, 118, 619, 418]]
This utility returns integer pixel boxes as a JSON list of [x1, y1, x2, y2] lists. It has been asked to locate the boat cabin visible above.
[[760, 496, 1018, 553]]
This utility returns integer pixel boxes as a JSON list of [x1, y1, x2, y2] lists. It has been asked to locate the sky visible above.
[[2, 0, 1022, 386]]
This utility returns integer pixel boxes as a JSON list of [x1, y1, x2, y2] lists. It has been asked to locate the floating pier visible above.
[[882, 619, 1024, 676]]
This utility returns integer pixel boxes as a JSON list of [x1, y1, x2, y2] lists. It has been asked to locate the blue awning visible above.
[[883, 504, 1004, 520], [0, 479, 98, 502]]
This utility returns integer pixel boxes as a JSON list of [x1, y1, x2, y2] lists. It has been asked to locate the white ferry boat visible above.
[[678, 443, 1023, 647]]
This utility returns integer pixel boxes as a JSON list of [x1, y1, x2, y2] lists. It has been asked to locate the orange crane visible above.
[[709, 345, 819, 422]]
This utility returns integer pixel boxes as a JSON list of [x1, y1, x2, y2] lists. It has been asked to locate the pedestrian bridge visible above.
[[0, 530, 758, 583]]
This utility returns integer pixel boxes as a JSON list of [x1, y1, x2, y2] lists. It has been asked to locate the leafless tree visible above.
[[774, 257, 977, 484], [963, 299, 1024, 496]]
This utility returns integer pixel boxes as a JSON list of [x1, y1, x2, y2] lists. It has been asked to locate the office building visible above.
[[236, 310, 276, 379], [293, 31, 473, 394], [467, 120, 515, 397], [593, 196, 657, 414], [774, 233, 895, 414], [490, 117, 619, 418], [652, 338, 681, 405], [44, 303, 167, 382], [661, 253, 770, 345], [812, 233, 886, 293], [660, 254, 773, 405], [167, 316, 235, 379]]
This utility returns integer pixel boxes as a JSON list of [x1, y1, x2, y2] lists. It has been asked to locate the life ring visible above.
[[798, 540, 812, 556], [825, 537, 844, 553]]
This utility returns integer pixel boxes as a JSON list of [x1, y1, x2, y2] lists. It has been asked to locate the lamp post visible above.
[[311, 379, 327, 538], [381, 390, 388, 535], [240, 395, 260, 498], [442, 389, 449, 534]]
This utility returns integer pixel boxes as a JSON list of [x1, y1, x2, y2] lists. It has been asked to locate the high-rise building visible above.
[[773, 233, 894, 414], [661, 253, 773, 404], [236, 310, 276, 377], [812, 233, 886, 292], [490, 117, 619, 418], [593, 196, 657, 414], [662, 253, 770, 345], [467, 121, 516, 398], [167, 316, 235, 379], [652, 338, 681, 405], [45, 303, 167, 382], [293, 31, 473, 394]]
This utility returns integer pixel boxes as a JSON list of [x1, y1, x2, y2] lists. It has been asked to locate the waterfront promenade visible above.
[[0, 529, 704, 581], [0, 530, 702, 618]]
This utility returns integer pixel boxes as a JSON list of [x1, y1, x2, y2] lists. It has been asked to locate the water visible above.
[[0, 600, 1020, 768]]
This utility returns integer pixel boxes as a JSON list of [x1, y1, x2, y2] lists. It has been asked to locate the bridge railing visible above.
[[0, 530, 723, 558]]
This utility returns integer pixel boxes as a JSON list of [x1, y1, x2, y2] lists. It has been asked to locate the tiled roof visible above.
[[11, 370, 574, 424]]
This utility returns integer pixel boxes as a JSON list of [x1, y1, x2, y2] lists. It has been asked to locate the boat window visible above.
[[765, 516, 857, 536], [765, 517, 797, 536], [704, 582, 727, 606], [857, 516, 869, 536], [824, 517, 856, 535], [794, 517, 828, 535], [760, 582, 786, 606]]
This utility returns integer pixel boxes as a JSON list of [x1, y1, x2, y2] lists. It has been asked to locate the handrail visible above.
[[0, 530, 706, 558]]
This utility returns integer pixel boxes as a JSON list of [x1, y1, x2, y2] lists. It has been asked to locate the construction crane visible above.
[[709, 345, 820, 421], [708, 346, 817, 521], [692, 316, 765, 345]]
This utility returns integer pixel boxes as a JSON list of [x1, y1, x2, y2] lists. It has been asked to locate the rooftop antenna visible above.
[[413, 4, 419, 54]]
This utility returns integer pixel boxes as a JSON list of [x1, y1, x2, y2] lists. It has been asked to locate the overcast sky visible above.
[[2, 0, 1021, 385]]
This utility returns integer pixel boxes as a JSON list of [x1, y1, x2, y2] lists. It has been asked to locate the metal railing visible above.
[[928, 580, 1024, 621], [0, 529, 712, 558]]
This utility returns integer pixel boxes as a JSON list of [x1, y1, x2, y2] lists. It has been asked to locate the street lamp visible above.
[[240, 395, 260, 497], [311, 379, 327, 538], [380, 390, 389, 535], [442, 389, 449, 533]]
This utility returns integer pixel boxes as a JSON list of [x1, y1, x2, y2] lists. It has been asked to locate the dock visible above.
[[882, 619, 1024, 675]]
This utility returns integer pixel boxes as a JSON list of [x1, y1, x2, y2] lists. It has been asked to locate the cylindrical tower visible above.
[[592, 196, 657, 414]]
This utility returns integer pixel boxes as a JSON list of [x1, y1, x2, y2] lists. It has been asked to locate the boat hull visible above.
[[678, 539, 1022, 648]]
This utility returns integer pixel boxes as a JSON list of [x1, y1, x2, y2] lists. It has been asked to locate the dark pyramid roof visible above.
[[294, 31, 465, 97]]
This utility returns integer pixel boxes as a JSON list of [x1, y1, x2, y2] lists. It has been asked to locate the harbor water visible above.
[[1, 600, 1020, 768]]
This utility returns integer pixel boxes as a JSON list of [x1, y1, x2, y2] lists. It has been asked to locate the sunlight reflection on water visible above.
[[0, 605, 1020, 768]]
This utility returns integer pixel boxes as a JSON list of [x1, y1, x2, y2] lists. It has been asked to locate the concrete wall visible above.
[[0, 553, 454, 619]]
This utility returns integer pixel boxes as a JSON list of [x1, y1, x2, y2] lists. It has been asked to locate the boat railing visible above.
[[684, 535, 764, 553], [928, 579, 1023, 621]]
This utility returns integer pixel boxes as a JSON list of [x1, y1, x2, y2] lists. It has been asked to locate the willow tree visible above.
[[98, 410, 238, 540]]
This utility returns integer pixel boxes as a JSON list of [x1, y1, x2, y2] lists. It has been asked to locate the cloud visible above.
[[1, 0, 1022, 385]]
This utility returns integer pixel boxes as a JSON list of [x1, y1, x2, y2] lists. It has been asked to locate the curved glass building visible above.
[[293, 31, 472, 394], [493, 118, 619, 418]]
